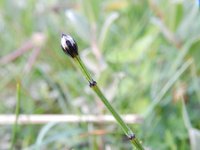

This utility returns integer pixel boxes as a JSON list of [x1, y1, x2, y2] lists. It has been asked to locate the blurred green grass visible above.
[[0, 0, 200, 149]]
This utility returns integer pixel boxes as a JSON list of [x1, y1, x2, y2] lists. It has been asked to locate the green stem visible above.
[[74, 56, 144, 150], [10, 83, 21, 150], [74, 56, 92, 82]]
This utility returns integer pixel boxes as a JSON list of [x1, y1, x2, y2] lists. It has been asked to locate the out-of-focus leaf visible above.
[[28, 123, 83, 150], [177, 6, 200, 41], [181, 88, 192, 129], [36, 122, 58, 147], [104, 1, 128, 11], [81, 0, 101, 23], [99, 12, 119, 50], [187, 38, 200, 72], [169, 3, 183, 31], [169, 36, 200, 75], [189, 128, 200, 150], [182, 98, 200, 150], [65, 10, 90, 43], [165, 130, 177, 150], [106, 34, 156, 63]]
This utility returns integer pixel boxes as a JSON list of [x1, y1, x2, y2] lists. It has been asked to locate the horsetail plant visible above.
[[60, 33, 144, 150]]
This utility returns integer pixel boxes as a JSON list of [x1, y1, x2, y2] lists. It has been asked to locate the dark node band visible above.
[[128, 133, 136, 140], [89, 80, 97, 87]]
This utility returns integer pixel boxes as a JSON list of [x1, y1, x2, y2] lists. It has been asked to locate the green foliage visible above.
[[0, 0, 200, 149]]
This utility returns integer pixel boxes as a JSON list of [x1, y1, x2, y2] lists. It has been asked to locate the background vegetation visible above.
[[0, 0, 200, 149]]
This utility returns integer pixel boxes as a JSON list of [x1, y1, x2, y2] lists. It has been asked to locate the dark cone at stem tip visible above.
[[61, 33, 78, 58]]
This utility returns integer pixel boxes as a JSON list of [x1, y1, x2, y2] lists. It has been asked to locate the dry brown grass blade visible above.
[[0, 114, 143, 125]]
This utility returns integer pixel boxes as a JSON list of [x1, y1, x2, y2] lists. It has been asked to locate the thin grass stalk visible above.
[[10, 83, 20, 150]]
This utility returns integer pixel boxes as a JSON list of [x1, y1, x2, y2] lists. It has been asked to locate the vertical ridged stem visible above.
[[74, 56, 144, 150]]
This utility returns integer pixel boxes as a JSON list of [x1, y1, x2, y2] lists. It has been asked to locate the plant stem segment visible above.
[[11, 83, 20, 150], [74, 56, 144, 150]]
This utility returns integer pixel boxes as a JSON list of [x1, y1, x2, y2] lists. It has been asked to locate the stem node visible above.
[[89, 80, 97, 87], [128, 133, 136, 140]]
